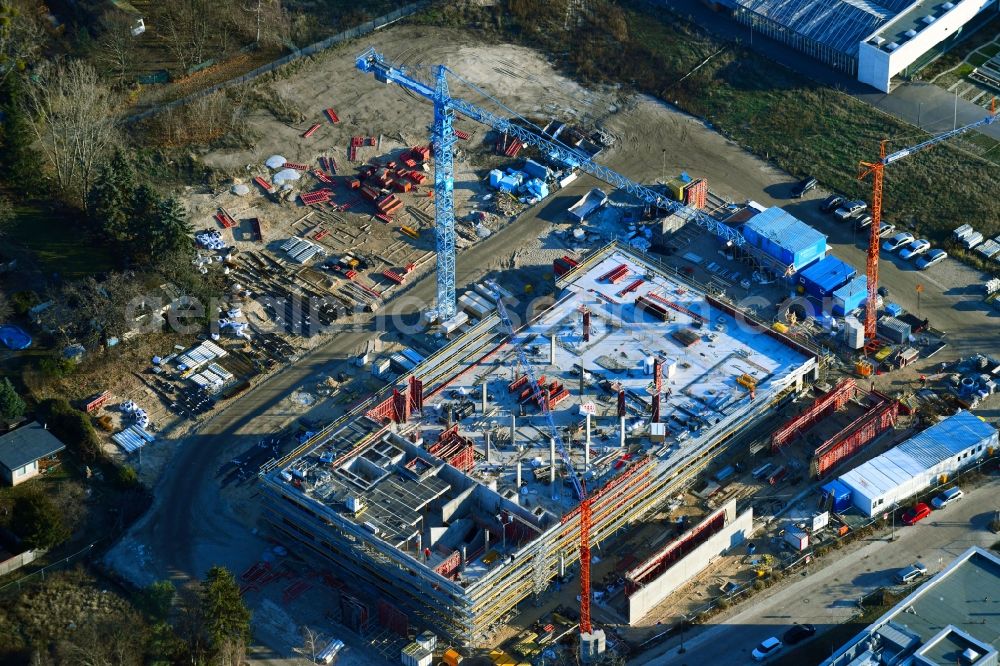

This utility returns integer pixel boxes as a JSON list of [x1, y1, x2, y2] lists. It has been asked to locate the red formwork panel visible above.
[[303, 123, 321, 138], [772, 378, 858, 452], [646, 291, 708, 323], [813, 395, 899, 477], [625, 507, 726, 594], [324, 107, 340, 124]]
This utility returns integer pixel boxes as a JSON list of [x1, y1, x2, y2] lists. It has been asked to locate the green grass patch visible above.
[[6, 201, 116, 279], [619, 2, 1000, 241], [969, 52, 991, 68], [954, 62, 976, 78]]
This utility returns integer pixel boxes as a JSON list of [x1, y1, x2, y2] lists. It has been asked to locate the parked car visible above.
[[834, 200, 867, 221], [901, 502, 931, 525], [820, 194, 846, 213], [883, 232, 915, 252], [916, 249, 947, 270], [854, 214, 874, 229], [752, 637, 783, 661], [791, 176, 818, 198], [931, 486, 963, 509], [783, 624, 816, 645], [877, 222, 897, 238], [899, 239, 931, 260], [894, 561, 928, 584]]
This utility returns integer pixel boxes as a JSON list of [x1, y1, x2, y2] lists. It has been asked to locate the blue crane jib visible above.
[[355, 47, 745, 319]]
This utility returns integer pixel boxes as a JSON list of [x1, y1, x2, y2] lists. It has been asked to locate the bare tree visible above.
[[0, 0, 44, 86], [216, 636, 248, 666], [157, 0, 239, 73], [98, 12, 137, 88], [242, 0, 288, 48], [296, 625, 320, 663], [21, 60, 120, 208]]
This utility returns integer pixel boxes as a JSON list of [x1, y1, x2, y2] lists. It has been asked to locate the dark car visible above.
[[791, 177, 818, 198], [820, 194, 846, 213], [783, 624, 816, 645]]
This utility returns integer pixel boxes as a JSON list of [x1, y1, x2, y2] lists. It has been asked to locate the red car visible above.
[[901, 503, 931, 526]]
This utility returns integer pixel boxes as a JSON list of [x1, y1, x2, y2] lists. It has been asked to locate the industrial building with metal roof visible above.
[[727, 0, 999, 91], [837, 410, 997, 515], [822, 546, 1000, 665]]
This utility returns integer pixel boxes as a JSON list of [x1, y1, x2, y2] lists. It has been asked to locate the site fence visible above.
[[127, 1, 435, 124], [0, 541, 100, 597]]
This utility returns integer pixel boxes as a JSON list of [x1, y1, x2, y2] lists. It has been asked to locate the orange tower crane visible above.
[[579, 496, 593, 634], [859, 99, 996, 341]]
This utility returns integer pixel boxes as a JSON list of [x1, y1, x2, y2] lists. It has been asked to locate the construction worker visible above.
[[920, 374, 927, 387]]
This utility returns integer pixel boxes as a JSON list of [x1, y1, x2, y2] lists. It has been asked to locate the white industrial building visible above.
[[838, 410, 997, 516], [859, 0, 998, 92], [731, 0, 999, 92]]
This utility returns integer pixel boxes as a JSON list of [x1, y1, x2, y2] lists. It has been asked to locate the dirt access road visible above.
[[106, 22, 999, 661]]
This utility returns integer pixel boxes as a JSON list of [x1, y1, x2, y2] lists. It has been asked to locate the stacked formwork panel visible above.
[[812, 391, 899, 477]]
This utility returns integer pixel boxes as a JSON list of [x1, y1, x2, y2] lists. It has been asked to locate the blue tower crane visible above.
[[356, 47, 746, 320]]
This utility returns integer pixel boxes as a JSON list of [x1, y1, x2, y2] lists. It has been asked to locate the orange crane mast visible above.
[[858, 98, 996, 342]]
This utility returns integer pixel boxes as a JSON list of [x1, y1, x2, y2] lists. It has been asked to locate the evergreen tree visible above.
[[87, 149, 137, 243], [0, 75, 37, 194], [0, 377, 26, 422], [200, 566, 251, 654], [127, 182, 161, 259], [148, 197, 193, 257], [11, 489, 68, 549]]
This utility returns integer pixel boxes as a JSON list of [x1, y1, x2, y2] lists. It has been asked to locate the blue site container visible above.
[[522, 159, 549, 180], [820, 479, 852, 513], [741, 207, 827, 271], [831, 275, 868, 315], [798, 255, 856, 298]]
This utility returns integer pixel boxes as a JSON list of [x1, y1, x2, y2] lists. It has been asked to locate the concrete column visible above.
[[485, 430, 491, 463], [585, 413, 591, 470], [619, 416, 626, 449], [482, 382, 488, 412], [515, 459, 521, 489], [461, 545, 467, 570], [550, 437, 557, 485], [484, 529, 490, 553], [549, 333, 556, 365], [510, 413, 516, 449], [559, 552, 566, 578], [812, 364, 820, 381]]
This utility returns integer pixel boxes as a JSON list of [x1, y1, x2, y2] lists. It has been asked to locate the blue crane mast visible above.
[[356, 47, 746, 320]]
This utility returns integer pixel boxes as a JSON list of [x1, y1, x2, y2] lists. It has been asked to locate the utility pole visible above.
[[916, 284, 923, 316]]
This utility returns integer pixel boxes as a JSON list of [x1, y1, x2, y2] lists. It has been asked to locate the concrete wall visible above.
[[0, 548, 42, 577], [627, 502, 754, 624], [858, 0, 997, 92]]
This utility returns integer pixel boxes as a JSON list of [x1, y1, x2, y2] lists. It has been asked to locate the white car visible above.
[[883, 232, 915, 252], [877, 222, 897, 238], [931, 486, 963, 509], [899, 239, 931, 260], [915, 249, 947, 270], [752, 637, 783, 661], [834, 200, 866, 221]]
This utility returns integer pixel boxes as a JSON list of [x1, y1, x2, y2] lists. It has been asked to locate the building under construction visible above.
[[259, 242, 820, 647]]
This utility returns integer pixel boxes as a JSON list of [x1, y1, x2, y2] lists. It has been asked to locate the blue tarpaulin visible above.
[[0, 325, 32, 350]]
